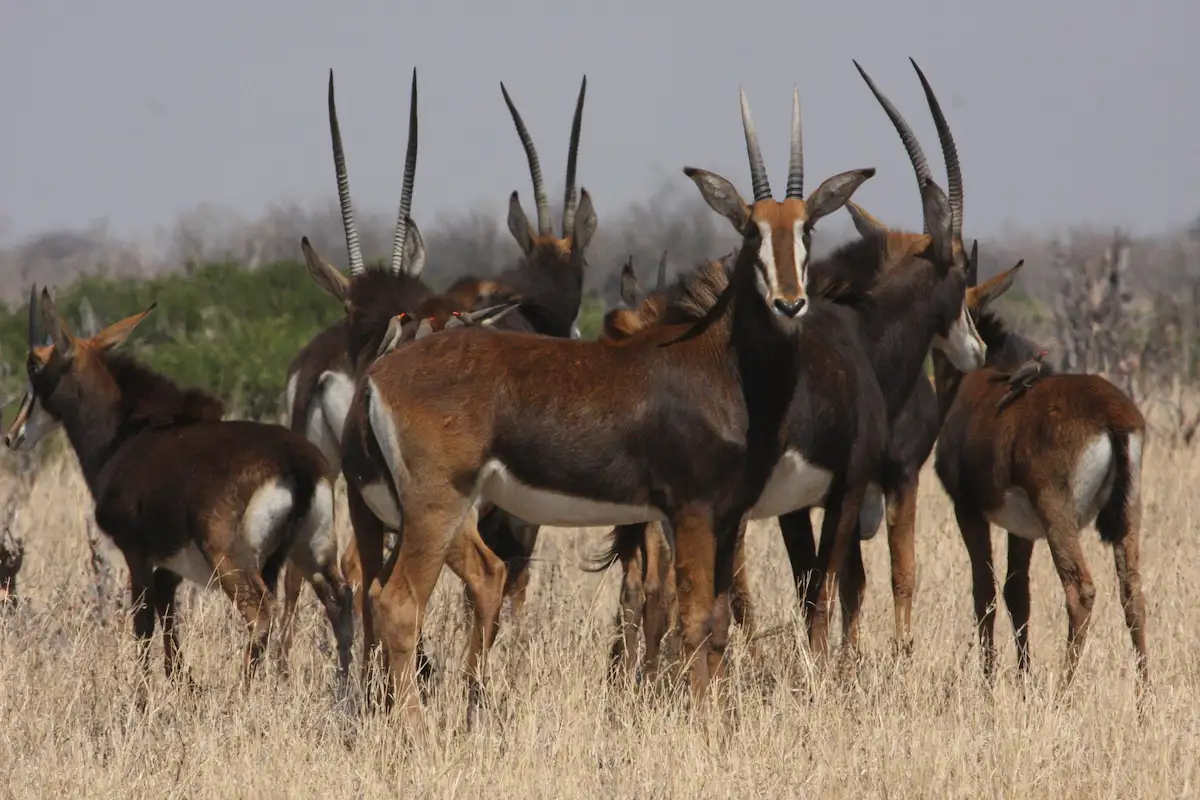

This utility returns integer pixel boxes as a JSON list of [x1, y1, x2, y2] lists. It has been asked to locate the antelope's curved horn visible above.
[[562, 75, 588, 236], [27, 285, 38, 347], [739, 88, 771, 202], [327, 70, 365, 276], [390, 68, 419, 275], [854, 60, 933, 232], [785, 86, 804, 199], [910, 59, 963, 241], [501, 82, 552, 236]]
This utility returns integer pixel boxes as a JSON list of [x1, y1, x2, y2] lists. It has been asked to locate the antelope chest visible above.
[[749, 450, 834, 520]]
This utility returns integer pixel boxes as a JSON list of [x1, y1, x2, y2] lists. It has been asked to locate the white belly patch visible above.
[[158, 544, 218, 589], [360, 480, 402, 530], [985, 488, 1047, 541], [749, 450, 834, 520], [479, 459, 664, 527]]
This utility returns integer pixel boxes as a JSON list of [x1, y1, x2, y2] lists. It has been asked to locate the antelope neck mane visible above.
[[974, 310, 1049, 374], [104, 351, 226, 429], [810, 234, 935, 310], [657, 258, 732, 324]]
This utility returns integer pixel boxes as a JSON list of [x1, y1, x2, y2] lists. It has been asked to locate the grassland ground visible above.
[[1, 435, 1197, 798]]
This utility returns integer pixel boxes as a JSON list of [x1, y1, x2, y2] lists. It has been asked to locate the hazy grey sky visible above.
[[2, 0, 1196, 245]]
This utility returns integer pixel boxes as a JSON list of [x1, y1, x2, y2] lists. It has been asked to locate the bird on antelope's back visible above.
[[993, 349, 1050, 411]]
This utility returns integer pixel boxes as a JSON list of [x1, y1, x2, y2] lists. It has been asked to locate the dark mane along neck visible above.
[[347, 269, 433, 369], [63, 352, 225, 491], [975, 310, 1048, 373], [811, 233, 963, 418]]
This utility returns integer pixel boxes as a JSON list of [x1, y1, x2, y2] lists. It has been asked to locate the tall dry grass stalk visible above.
[[1, 431, 1197, 798]]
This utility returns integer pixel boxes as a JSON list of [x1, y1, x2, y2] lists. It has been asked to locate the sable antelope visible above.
[[5, 289, 354, 700], [296, 73, 593, 705], [595, 65, 986, 677], [771, 58, 984, 656], [933, 259, 1149, 691], [352, 84, 878, 726]]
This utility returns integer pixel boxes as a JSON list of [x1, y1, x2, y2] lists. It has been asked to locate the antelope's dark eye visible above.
[[26, 353, 39, 377]]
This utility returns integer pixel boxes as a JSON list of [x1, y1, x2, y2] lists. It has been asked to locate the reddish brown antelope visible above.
[[595, 66, 986, 678], [933, 258, 1149, 692], [4, 289, 354, 701], [352, 84, 879, 726], [297, 73, 593, 707]]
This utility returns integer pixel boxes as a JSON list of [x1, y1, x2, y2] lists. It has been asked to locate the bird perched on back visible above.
[[994, 349, 1050, 411]]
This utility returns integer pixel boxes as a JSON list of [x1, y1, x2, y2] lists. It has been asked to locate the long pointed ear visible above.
[[845, 200, 888, 239], [966, 239, 979, 287], [301, 236, 351, 309], [805, 168, 876, 228], [92, 304, 157, 352], [619, 257, 642, 307], [39, 288, 74, 356], [571, 188, 597, 254], [507, 191, 535, 255], [971, 260, 1024, 312], [404, 217, 427, 278], [919, 180, 954, 270], [683, 167, 750, 232]]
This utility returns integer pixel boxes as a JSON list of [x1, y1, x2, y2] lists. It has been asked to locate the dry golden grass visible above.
[[1, 435, 1198, 798]]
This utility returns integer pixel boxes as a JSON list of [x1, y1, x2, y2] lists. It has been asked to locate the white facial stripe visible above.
[[756, 220, 778, 295], [792, 221, 809, 288], [934, 303, 987, 371]]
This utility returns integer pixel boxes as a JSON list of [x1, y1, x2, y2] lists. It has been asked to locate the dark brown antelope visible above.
[[773, 58, 981, 656], [352, 84, 878, 726], [933, 258, 1149, 692], [595, 66, 986, 678], [4, 289, 354, 701]]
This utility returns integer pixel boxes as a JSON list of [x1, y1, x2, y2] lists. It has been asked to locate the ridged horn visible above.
[[910, 58, 963, 241], [390, 68, 419, 275], [785, 86, 804, 199], [501, 82, 552, 235], [739, 88, 772, 202], [853, 60, 934, 232], [27, 284, 38, 346], [327, 69, 365, 276], [562, 75, 587, 236]]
